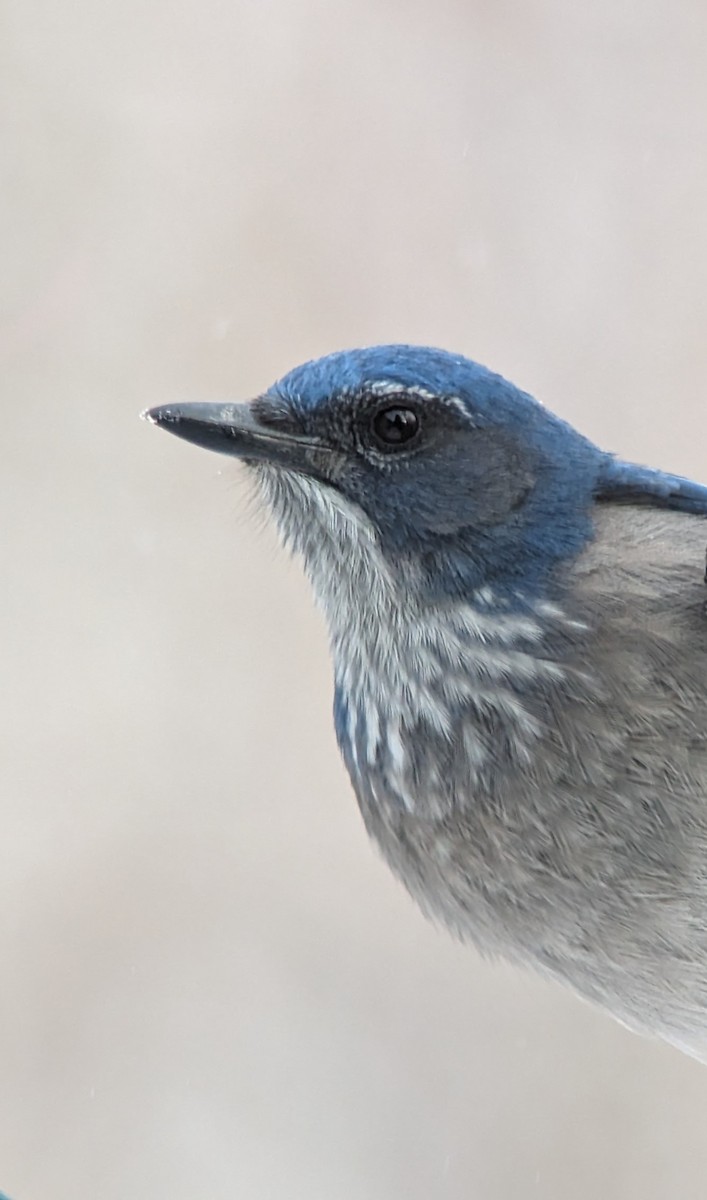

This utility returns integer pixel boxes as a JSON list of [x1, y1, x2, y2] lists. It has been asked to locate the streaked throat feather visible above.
[[256, 467, 579, 817]]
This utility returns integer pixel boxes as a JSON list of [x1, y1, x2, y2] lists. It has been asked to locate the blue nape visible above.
[[597, 459, 707, 515], [278, 345, 707, 519]]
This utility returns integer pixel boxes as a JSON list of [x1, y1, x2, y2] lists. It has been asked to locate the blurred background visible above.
[[3, 1, 707, 1197]]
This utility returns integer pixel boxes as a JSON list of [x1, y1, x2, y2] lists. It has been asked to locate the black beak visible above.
[[143, 401, 325, 470]]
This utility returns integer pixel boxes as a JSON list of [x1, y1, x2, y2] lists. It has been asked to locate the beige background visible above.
[[3, 1, 707, 1197]]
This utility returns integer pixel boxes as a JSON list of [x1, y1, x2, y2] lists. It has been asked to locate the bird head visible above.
[[147, 345, 608, 603]]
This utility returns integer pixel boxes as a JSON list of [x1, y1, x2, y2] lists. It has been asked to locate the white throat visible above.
[[256, 467, 578, 813]]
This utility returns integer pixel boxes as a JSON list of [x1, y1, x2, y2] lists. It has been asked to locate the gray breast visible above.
[[258, 463, 707, 1050]]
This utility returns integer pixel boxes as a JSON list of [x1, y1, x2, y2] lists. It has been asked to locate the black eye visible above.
[[372, 406, 420, 447]]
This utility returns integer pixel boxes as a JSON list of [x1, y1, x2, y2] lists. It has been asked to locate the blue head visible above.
[[264, 345, 606, 600], [146, 344, 707, 605]]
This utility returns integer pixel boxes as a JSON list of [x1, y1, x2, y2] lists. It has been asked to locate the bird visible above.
[[146, 344, 707, 1064]]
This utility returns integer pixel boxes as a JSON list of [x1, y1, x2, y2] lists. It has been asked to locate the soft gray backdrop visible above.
[[4, 2, 707, 1197]]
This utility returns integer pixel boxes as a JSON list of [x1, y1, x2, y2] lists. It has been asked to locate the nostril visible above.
[[251, 396, 303, 435]]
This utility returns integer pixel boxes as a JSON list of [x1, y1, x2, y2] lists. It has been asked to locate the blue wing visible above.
[[596, 459, 707, 516]]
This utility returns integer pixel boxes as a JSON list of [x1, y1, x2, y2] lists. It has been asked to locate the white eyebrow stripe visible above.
[[366, 381, 470, 421], [367, 381, 440, 400]]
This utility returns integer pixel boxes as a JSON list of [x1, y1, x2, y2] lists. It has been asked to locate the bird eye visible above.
[[371, 406, 420, 448]]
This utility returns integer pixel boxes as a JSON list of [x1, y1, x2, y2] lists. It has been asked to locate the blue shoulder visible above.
[[596, 459, 707, 516]]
